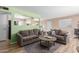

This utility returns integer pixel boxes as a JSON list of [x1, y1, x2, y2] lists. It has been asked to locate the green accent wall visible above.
[[11, 17, 40, 44], [0, 7, 41, 44], [10, 7, 41, 44]]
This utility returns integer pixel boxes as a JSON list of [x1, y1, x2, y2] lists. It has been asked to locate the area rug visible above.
[[24, 42, 62, 53]]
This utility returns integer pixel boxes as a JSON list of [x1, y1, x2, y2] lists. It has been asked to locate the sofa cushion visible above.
[[47, 31, 51, 36], [55, 30, 61, 35], [59, 30, 67, 36], [29, 30, 34, 35], [75, 29, 79, 35], [23, 35, 38, 41], [26, 35, 37, 38], [20, 30, 29, 36], [33, 29, 39, 35]]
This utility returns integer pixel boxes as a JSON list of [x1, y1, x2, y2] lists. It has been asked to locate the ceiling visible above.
[[13, 6, 79, 19]]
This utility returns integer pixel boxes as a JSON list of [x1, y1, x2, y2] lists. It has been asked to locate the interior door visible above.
[[0, 13, 8, 41]]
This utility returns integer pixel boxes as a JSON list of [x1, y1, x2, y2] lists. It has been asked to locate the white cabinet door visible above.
[[0, 13, 8, 41]]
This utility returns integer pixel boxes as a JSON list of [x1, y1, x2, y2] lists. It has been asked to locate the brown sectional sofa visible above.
[[17, 29, 41, 46], [47, 29, 68, 45], [74, 28, 79, 38], [17, 28, 68, 46]]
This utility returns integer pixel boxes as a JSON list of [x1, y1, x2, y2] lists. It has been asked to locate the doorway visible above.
[[8, 20, 11, 40]]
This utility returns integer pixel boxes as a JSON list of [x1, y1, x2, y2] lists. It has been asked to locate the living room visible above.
[[0, 6, 79, 53]]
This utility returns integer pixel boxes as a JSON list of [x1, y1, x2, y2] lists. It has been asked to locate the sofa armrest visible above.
[[40, 31, 45, 36], [16, 33, 25, 46], [17, 33, 23, 38], [55, 34, 67, 40]]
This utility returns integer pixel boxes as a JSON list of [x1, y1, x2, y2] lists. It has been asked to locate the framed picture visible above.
[[14, 21, 18, 25]]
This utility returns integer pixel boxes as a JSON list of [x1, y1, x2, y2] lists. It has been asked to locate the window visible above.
[[59, 19, 72, 28]]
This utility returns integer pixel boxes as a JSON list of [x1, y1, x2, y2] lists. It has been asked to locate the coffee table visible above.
[[39, 36, 57, 50]]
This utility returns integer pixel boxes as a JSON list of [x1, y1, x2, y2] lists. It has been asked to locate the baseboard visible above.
[[10, 42, 17, 45], [0, 40, 7, 42]]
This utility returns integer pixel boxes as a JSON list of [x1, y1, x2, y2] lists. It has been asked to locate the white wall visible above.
[[14, 6, 79, 19]]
